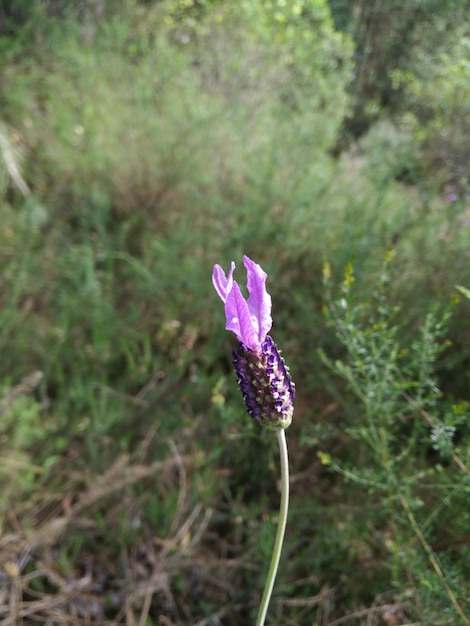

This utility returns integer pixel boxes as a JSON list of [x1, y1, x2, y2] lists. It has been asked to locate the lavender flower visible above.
[[212, 256, 295, 430]]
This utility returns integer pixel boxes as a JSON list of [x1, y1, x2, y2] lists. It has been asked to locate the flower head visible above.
[[233, 335, 295, 430], [212, 256, 294, 429], [212, 255, 272, 352]]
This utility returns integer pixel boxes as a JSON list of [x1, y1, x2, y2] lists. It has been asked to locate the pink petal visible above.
[[212, 261, 235, 303], [225, 281, 258, 349], [243, 255, 272, 343]]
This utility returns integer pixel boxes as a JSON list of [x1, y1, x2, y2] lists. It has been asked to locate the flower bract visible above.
[[212, 255, 272, 351]]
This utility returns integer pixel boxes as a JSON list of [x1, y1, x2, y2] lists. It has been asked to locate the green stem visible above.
[[256, 428, 290, 626]]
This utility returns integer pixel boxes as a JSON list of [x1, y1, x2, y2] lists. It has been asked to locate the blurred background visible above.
[[0, 1, 469, 624]]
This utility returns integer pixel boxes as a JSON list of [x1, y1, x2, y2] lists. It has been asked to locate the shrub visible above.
[[316, 259, 470, 623]]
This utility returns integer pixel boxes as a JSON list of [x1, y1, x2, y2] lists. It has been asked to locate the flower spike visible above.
[[212, 256, 294, 429]]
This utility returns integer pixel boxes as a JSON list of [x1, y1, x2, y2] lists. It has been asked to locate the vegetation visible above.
[[0, 0, 469, 624]]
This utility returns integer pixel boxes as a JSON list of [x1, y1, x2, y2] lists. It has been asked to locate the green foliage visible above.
[[0, 374, 58, 506], [319, 259, 470, 623], [393, 32, 470, 184], [457, 285, 470, 300], [330, 0, 470, 152]]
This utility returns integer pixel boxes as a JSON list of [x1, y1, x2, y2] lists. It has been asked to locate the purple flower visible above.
[[212, 256, 294, 429], [212, 255, 272, 352]]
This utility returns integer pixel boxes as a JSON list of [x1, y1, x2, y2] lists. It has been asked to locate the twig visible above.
[[403, 392, 470, 479]]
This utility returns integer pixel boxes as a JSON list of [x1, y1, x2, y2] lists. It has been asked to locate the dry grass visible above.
[[0, 441, 245, 626]]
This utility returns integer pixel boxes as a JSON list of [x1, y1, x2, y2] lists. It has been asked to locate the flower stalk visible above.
[[256, 427, 290, 626]]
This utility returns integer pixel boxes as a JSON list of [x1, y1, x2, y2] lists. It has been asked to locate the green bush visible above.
[[393, 32, 470, 186], [316, 259, 470, 623]]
